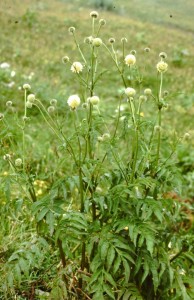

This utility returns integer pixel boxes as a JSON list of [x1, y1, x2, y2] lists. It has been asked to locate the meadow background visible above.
[[0, 0, 194, 299]]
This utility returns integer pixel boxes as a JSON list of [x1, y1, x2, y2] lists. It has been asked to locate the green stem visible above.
[[22, 89, 27, 171], [72, 32, 87, 64], [103, 43, 127, 87], [156, 108, 162, 167], [131, 129, 139, 183]]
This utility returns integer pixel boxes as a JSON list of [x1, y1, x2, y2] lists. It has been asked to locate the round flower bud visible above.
[[27, 94, 35, 103], [159, 52, 167, 59], [62, 56, 70, 64], [6, 101, 13, 107], [144, 47, 150, 53], [144, 88, 152, 95], [125, 54, 136, 66], [0, 113, 4, 120], [68, 27, 75, 34], [92, 37, 102, 47], [50, 99, 57, 106], [121, 37, 128, 43], [23, 83, 31, 90], [89, 96, 100, 105], [99, 19, 106, 26], [109, 38, 115, 44], [84, 36, 93, 44], [67, 95, 81, 110], [15, 158, 22, 167], [125, 87, 136, 97], [82, 103, 88, 109], [26, 101, 32, 108], [3, 154, 11, 160], [47, 106, 55, 113], [156, 61, 168, 73], [139, 95, 147, 101], [130, 50, 136, 55], [90, 11, 99, 18], [71, 62, 83, 73]]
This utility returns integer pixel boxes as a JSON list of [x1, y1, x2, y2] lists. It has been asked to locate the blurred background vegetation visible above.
[[1, 0, 194, 193]]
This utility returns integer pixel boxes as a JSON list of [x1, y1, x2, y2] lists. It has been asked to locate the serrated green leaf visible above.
[[169, 266, 174, 287], [100, 240, 109, 261], [106, 245, 115, 271], [7, 271, 14, 288], [175, 272, 190, 300], [18, 257, 29, 276], [123, 290, 132, 300], [104, 271, 117, 288], [89, 268, 103, 286], [36, 207, 49, 222], [145, 235, 154, 256], [122, 258, 130, 283], [154, 208, 163, 222], [112, 255, 121, 274], [134, 255, 142, 275], [122, 253, 135, 264], [14, 264, 21, 283], [141, 260, 150, 284], [103, 283, 115, 299], [46, 210, 55, 236]]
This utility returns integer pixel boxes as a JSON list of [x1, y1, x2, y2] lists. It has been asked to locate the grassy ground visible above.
[[0, 0, 194, 131]]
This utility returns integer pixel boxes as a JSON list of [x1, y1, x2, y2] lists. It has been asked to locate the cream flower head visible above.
[[125, 87, 136, 97], [92, 38, 102, 47], [15, 158, 22, 167], [144, 88, 152, 95], [27, 94, 35, 103], [125, 54, 136, 66], [89, 96, 100, 105], [156, 61, 168, 73], [67, 95, 81, 110], [71, 62, 83, 73]]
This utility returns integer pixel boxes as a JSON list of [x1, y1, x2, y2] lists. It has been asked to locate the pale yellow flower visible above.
[[71, 62, 83, 73], [67, 95, 81, 110], [92, 38, 102, 47], [156, 61, 168, 73], [144, 88, 152, 95], [27, 94, 35, 103], [125, 87, 136, 97], [125, 54, 136, 66]]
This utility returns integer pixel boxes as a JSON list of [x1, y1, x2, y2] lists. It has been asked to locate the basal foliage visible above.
[[0, 11, 194, 300]]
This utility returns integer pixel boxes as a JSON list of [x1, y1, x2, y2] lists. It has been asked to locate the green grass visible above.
[[0, 1, 194, 299], [1, 0, 194, 133]]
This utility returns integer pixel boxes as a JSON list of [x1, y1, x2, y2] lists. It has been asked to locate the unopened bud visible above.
[[47, 106, 55, 113], [109, 38, 115, 44], [68, 27, 75, 34], [90, 11, 99, 18], [62, 56, 70, 64], [99, 19, 106, 26], [27, 94, 35, 103], [50, 99, 57, 106], [6, 101, 13, 107], [15, 158, 22, 167], [23, 83, 31, 90], [92, 37, 102, 47]]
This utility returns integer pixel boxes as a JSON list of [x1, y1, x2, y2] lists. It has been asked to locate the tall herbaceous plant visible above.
[[1, 11, 194, 300]]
